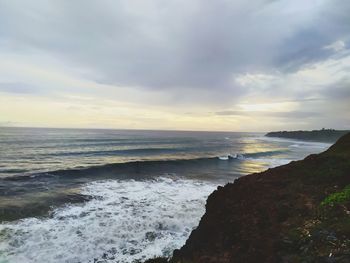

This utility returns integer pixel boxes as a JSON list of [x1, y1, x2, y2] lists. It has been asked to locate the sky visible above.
[[0, 0, 349, 132]]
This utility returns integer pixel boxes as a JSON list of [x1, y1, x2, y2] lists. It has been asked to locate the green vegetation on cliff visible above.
[[321, 185, 350, 207]]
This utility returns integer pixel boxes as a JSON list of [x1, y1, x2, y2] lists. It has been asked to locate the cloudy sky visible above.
[[0, 0, 349, 131]]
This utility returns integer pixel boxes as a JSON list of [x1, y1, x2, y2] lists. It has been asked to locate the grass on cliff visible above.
[[320, 185, 350, 207]]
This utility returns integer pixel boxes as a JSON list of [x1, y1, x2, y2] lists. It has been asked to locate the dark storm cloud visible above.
[[0, 0, 349, 101]]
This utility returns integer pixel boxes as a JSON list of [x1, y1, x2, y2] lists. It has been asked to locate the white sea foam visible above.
[[218, 155, 229, 160], [288, 142, 330, 149], [0, 178, 216, 263], [218, 154, 236, 160], [258, 136, 331, 149], [218, 154, 244, 161]]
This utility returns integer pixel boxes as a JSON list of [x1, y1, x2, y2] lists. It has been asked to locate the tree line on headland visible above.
[[265, 129, 349, 142]]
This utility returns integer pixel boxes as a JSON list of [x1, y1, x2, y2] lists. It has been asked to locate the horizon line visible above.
[[0, 125, 345, 134]]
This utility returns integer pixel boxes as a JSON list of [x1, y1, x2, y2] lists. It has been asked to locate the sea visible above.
[[0, 127, 331, 263]]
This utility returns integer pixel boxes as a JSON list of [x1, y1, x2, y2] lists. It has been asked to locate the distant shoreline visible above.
[[265, 129, 349, 143]]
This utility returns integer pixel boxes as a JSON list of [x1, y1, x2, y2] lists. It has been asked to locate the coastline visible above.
[[0, 130, 346, 262], [147, 132, 350, 262], [265, 129, 349, 143]]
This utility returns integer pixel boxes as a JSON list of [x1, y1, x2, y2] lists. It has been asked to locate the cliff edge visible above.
[[147, 132, 350, 263]]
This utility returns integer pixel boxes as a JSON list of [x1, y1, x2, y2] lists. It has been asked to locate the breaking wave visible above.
[[0, 178, 217, 263], [4, 149, 289, 182]]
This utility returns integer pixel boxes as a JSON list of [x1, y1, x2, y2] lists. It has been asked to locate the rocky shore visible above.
[[146, 132, 350, 263]]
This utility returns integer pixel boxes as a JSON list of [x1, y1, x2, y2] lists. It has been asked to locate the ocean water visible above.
[[0, 127, 331, 263]]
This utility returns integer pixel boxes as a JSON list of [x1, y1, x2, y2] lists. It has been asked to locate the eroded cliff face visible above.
[[147, 133, 350, 263]]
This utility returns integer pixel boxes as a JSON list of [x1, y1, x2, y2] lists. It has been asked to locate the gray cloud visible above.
[[270, 111, 321, 119], [321, 78, 350, 100], [215, 110, 243, 116], [215, 110, 320, 119], [0, 82, 40, 94], [0, 0, 349, 98]]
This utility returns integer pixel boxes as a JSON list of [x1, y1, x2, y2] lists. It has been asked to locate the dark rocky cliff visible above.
[[146, 133, 350, 263]]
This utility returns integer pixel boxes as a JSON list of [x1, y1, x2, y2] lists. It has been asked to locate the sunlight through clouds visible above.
[[0, 0, 349, 131]]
